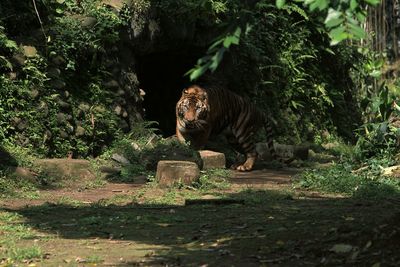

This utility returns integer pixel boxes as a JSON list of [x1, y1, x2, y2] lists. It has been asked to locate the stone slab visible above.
[[199, 150, 226, 169]]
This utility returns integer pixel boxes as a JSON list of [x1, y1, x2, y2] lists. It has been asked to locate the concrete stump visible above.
[[199, 150, 226, 169], [156, 160, 200, 187]]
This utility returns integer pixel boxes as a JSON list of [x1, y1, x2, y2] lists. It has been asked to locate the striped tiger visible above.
[[175, 84, 278, 171]]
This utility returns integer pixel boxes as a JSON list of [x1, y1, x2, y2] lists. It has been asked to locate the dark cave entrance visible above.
[[136, 49, 202, 137]]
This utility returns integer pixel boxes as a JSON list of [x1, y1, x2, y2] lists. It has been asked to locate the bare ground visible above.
[[1, 167, 400, 266]]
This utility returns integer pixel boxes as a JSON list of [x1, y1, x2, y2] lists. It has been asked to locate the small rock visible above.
[[81, 16, 97, 28], [75, 126, 86, 137], [22, 45, 37, 58], [199, 150, 226, 169], [66, 123, 74, 133], [114, 105, 122, 115], [60, 130, 69, 138], [56, 113, 66, 124], [99, 166, 121, 174], [382, 165, 400, 177], [49, 79, 66, 89], [145, 134, 159, 148], [57, 100, 70, 109], [156, 160, 200, 187], [17, 120, 28, 131], [103, 80, 119, 89], [11, 54, 26, 66], [133, 175, 148, 184], [51, 55, 66, 66], [12, 117, 22, 126], [131, 142, 141, 151], [118, 119, 130, 132], [8, 72, 17, 80], [78, 103, 90, 112], [111, 153, 130, 165], [117, 89, 125, 96], [38, 101, 49, 116], [30, 89, 39, 99], [329, 244, 353, 253], [47, 67, 61, 78], [102, 0, 125, 11]]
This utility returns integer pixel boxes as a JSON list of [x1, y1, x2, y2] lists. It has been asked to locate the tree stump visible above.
[[156, 160, 200, 187], [199, 150, 226, 169]]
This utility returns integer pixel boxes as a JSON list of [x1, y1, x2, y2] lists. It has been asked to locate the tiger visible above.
[[175, 84, 279, 171]]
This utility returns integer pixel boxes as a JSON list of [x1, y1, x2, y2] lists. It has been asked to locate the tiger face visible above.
[[176, 86, 208, 129]]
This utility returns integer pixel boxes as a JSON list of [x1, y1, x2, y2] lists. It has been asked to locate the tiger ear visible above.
[[182, 89, 189, 95]]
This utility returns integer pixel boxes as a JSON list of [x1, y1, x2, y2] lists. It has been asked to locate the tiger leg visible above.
[[176, 124, 186, 143], [231, 138, 257, 171], [236, 152, 257, 171], [176, 125, 210, 150]]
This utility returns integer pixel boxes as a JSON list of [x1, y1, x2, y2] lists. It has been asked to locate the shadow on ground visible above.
[[0, 145, 17, 167], [3, 189, 400, 266]]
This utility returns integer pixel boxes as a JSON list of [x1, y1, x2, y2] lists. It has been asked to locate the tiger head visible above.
[[176, 85, 209, 129]]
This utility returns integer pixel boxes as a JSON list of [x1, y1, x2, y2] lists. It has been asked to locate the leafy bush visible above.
[[0, 0, 136, 158], [354, 83, 400, 159]]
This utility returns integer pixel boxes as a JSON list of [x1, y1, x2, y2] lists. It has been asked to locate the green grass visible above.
[[296, 162, 400, 199], [86, 255, 104, 264], [0, 174, 38, 198], [0, 211, 44, 263], [56, 196, 86, 207], [194, 168, 231, 191]]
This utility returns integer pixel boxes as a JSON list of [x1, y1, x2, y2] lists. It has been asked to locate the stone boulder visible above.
[[36, 159, 96, 182], [156, 160, 200, 187]]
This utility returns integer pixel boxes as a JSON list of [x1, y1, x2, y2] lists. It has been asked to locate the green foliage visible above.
[[187, 26, 242, 81], [189, 0, 379, 81], [48, 0, 127, 71], [0, 0, 135, 158], [297, 160, 400, 199], [282, 0, 380, 45], [0, 212, 43, 263], [194, 169, 231, 190], [355, 83, 399, 159]]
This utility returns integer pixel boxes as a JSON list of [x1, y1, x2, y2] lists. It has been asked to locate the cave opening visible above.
[[136, 49, 202, 137]]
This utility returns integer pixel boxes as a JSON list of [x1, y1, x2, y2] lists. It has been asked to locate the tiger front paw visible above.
[[235, 163, 253, 172]]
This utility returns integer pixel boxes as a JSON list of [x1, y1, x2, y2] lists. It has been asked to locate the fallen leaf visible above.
[[235, 223, 248, 229], [75, 257, 86, 263], [329, 244, 353, 253], [351, 251, 359, 260], [364, 240, 372, 250]]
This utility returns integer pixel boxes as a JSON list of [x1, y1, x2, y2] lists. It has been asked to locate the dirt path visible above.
[[1, 168, 399, 266]]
